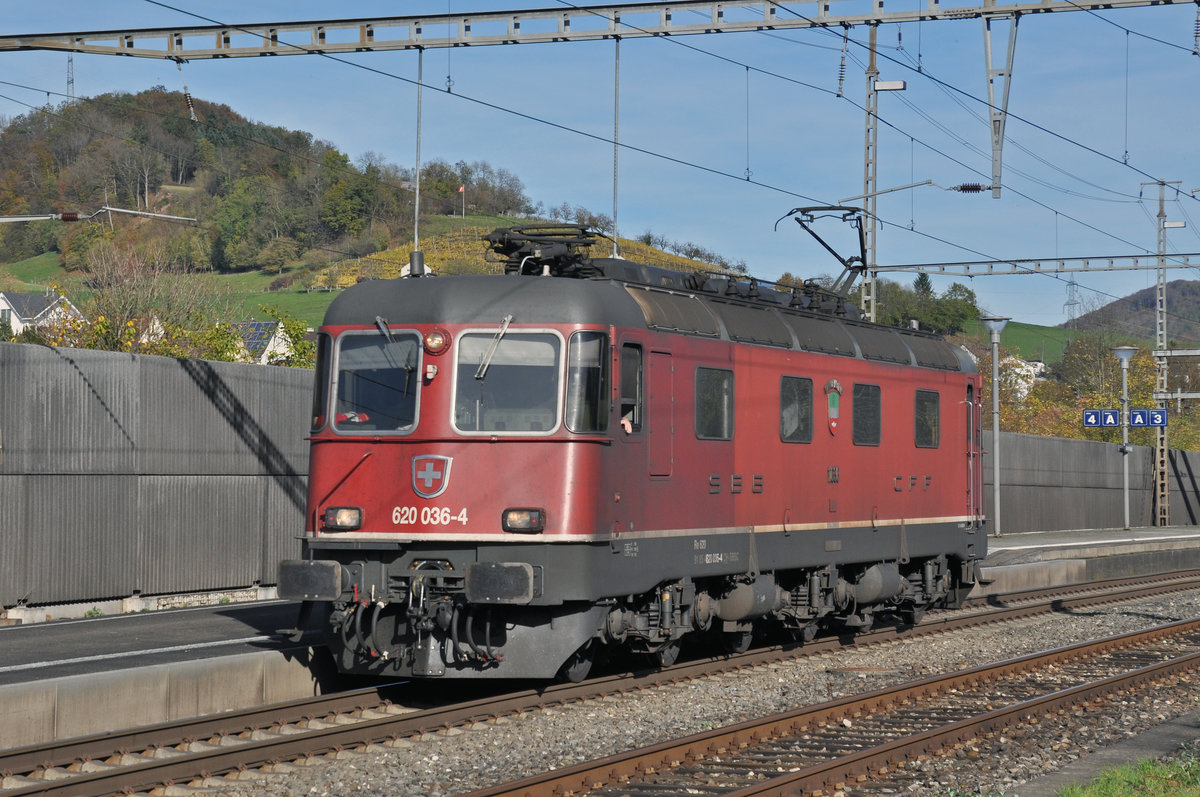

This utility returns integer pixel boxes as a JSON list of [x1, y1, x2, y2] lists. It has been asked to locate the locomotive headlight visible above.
[[322, 506, 362, 530], [423, 328, 450, 354], [502, 508, 545, 533]]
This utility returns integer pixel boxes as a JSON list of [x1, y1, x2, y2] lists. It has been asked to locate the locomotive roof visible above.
[[324, 273, 647, 328], [324, 271, 974, 374]]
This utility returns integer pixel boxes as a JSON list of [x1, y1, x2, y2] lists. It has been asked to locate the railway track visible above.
[[464, 616, 1200, 796], [2, 572, 1199, 796]]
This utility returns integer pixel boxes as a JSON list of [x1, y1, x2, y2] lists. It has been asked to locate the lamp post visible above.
[[1114, 346, 1137, 531], [981, 316, 1009, 537]]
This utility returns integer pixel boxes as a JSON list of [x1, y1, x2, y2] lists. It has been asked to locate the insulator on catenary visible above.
[[952, 183, 989, 193], [59, 213, 79, 222]]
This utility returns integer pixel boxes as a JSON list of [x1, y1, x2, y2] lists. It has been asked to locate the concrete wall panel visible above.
[[1, 345, 310, 609], [55, 667, 170, 739], [0, 345, 140, 475], [136, 475, 265, 594], [985, 431, 1193, 534], [21, 475, 138, 605], [0, 681, 56, 750]]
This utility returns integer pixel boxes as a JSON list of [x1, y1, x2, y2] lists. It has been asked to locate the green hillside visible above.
[[959, 318, 1080, 366]]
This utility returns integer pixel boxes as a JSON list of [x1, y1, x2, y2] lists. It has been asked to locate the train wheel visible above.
[[722, 629, 753, 654], [652, 640, 681, 668], [557, 642, 595, 683]]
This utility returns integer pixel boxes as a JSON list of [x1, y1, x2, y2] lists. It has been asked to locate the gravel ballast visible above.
[[220, 592, 1200, 796]]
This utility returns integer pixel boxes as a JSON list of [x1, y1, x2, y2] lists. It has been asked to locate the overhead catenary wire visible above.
[[136, 0, 1189, 220], [801, 14, 1200, 201], [7, 2, 1194, 321]]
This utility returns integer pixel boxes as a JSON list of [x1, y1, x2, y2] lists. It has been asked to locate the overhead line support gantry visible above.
[[0, 0, 1188, 57]]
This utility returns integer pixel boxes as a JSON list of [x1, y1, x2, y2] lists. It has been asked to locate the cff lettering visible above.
[[893, 475, 933, 492]]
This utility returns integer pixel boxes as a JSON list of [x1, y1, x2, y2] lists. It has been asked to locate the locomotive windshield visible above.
[[332, 333, 421, 433], [454, 332, 562, 434]]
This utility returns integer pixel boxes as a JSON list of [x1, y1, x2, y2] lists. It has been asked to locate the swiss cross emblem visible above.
[[412, 455, 453, 499], [824, 379, 842, 436]]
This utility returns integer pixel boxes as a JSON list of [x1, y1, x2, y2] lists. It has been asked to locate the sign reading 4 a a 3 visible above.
[[1082, 408, 1167, 428]]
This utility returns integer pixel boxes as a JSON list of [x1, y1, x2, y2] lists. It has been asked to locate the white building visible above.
[[0, 291, 82, 335], [231, 320, 292, 365]]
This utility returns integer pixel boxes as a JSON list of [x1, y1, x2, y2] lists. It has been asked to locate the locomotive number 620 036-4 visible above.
[[392, 506, 470, 526]]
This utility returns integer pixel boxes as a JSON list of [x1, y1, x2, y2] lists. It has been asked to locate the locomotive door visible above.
[[966, 384, 983, 526], [647, 351, 674, 478]]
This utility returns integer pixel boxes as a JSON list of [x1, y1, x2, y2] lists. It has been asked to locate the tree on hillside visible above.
[[913, 272, 934, 298], [64, 240, 241, 358], [858, 276, 979, 335], [419, 159, 532, 218]]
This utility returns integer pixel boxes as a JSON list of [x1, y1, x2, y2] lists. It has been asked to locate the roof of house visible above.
[[1, 291, 61, 322], [232, 320, 281, 359]]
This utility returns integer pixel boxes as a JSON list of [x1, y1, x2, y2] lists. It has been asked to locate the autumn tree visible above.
[[62, 240, 242, 358]]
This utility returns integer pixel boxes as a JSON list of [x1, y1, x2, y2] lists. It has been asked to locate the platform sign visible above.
[[1085, 408, 1167, 428], [1129, 408, 1168, 427]]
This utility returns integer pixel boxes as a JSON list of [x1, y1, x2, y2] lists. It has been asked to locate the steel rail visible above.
[[3, 572, 1199, 795], [462, 618, 1200, 797]]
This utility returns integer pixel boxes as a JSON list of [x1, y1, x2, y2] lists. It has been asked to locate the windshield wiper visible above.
[[375, 316, 396, 343], [475, 314, 513, 380]]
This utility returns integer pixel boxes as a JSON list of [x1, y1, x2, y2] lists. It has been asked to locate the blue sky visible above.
[[3, 1, 1199, 328]]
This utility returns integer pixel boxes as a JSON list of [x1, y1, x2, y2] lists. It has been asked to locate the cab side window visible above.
[[620, 344, 643, 433], [566, 332, 609, 433]]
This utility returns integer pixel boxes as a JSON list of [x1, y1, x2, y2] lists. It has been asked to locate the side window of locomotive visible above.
[[454, 332, 562, 434], [695, 367, 734, 440], [915, 389, 940, 448], [619, 344, 643, 433], [334, 333, 421, 433], [310, 333, 332, 430], [852, 383, 881, 446], [780, 376, 813, 443], [566, 332, 609, 433]]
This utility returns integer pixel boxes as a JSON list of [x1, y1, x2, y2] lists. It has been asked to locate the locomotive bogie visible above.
[[281, 243, 985, 680]]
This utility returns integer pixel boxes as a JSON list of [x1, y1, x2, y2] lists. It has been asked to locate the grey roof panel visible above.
[[2, 292, 57, 321]]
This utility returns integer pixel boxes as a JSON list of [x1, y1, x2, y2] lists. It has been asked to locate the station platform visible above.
[[974, 525, 1200, 595], [2, 526, 1200, 751], [0, 602, 335, 750]]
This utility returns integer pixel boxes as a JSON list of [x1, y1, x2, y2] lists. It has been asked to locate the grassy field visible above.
[[0, 252, 71, 293], [959, 317, 1079, 365], [1058, 754, 1200, 796]]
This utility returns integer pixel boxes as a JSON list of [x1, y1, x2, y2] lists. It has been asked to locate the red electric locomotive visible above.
[[279, 221, 986, 681]]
